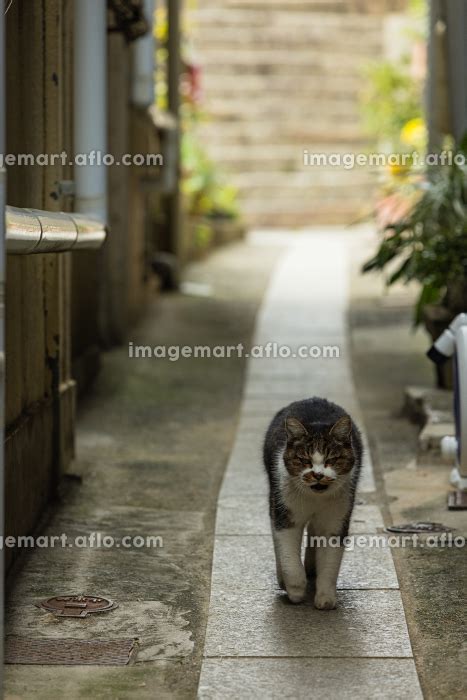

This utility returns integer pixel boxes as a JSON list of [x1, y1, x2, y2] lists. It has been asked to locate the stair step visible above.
[[197, 123, 365, 145], [236, 186, 375, 202], [202, 73, 364, 97], [243, 208, 367, 227], [241, 197, 372, 214], [196, 48, 374, 72], [230, 171, 375, 188], [190, 1, 385, 226], [194, 0, 404, 11], [188, 8, 384, 30], [204, 143, 372, 172], [205, 97, 361, 121], [240, 199, 371, 227], [193, 27, 381, 53], [206, 142, 371, 160]]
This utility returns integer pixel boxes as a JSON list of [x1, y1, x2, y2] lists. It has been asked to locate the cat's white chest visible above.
[[283, 475, 350, 530]]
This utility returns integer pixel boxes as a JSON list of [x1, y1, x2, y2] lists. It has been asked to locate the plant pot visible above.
[[445, 278, 467, 315], [209, 216, 246, 246], [422, 304, 455, 389], [183, 214, 246, 263]]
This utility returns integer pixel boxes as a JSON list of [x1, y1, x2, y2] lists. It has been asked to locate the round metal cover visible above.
[[386, 521, 453, 534], [36, 595, 118, 618]]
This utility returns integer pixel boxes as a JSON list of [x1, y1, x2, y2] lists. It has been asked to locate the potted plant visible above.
[[362, 135, 467, 388]]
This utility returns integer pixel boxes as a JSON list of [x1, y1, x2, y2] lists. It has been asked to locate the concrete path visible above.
[[4, 241, 281, 700], [199, 231, 422, 699], [349, 227, 467, 700]]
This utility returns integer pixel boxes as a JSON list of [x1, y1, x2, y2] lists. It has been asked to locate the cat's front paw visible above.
[[284, 572, 307, 604], [314, 589, 337, 610], [286, 584, 306, 604]]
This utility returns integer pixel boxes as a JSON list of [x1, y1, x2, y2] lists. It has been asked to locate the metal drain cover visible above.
[[5, 636, 137, 666], [386, 521, 453, 534], [36, 595, 117, 618]]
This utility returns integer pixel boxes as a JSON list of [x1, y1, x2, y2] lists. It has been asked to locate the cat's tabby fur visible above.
[[263, 397, 363, 608]]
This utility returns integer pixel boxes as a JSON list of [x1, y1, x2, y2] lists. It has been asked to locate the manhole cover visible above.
[[36, 595, 117, 618], [386, 521, 453, 534], [5, 636, 137, 666]]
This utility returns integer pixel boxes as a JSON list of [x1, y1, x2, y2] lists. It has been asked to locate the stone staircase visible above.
[[189, 0, 402, 227]]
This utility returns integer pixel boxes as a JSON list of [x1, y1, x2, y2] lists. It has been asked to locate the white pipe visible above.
[[132, 0, 155, 108], [433, 313, 467, 358], [0, 0, 5, 684], [456, 324, 467, 480], [6, 206, 107, 254], [74, 0, 108, 222]]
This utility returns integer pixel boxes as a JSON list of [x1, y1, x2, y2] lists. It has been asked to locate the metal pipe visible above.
[[166, 0, 181, 254], [0, 0, 5, 686], [456, 324, 467, 481], [131, 0, 155, 108], [73, 0, 108, 222], [6, 206, 107, 254], [445, 0, 467, 141], [168, 0, 180, 117]]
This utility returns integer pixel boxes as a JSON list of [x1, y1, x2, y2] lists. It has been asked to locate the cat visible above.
[[263, 397, 363, 609]]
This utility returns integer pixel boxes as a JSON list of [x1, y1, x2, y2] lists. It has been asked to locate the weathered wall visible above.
[[105, 30, 159, 338], [5, 0, 75, 570], [4, 1, 173, 573]]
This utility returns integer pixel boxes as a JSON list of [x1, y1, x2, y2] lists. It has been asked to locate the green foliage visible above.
[[155, 2, 240, 223], [362, 136, 467, 324], [181, 129, 239, 219], [360, 58, 424, 146], [194, 222, 214, 250], [408, 0, 427, 19]]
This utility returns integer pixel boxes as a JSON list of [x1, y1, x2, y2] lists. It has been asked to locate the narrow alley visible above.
[[2, 1, 467, 699], [5, 228, 466, 698]]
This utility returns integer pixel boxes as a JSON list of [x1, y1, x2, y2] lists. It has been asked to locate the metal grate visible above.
[[386, 521, 453, 534], [5, 637, 137, 666], [448, 491, 467, 510]]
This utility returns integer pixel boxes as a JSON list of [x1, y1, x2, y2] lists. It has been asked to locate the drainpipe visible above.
[[444, 0, 467, 141], [167, 0, 181, 255], [73, 0, 108, 223], [0, 0, 5, 685], [131, 0, 155, 108]]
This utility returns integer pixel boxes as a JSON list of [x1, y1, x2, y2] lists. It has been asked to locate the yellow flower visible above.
[[400, 118, 427, 150], [154, 8, 167, 42], [387, 163, 411, 177]]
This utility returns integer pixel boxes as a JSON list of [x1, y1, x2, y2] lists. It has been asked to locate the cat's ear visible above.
[[329, 415, 351, 442], [285, 417, 308, 441]]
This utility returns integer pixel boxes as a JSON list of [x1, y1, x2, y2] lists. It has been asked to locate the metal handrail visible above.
[[6, 206, 107, 254]]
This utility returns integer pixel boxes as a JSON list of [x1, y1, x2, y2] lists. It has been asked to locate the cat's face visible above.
[[283, 415, 355, 493]]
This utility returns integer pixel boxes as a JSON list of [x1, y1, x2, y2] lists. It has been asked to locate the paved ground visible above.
[[349, 229, 467, 700], [5, 228, 466, 699], [198, 230, 421, 699], [4, 240, 281, 699]]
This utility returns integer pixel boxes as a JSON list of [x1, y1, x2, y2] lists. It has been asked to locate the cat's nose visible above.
[[311, 471, 323, 481]]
